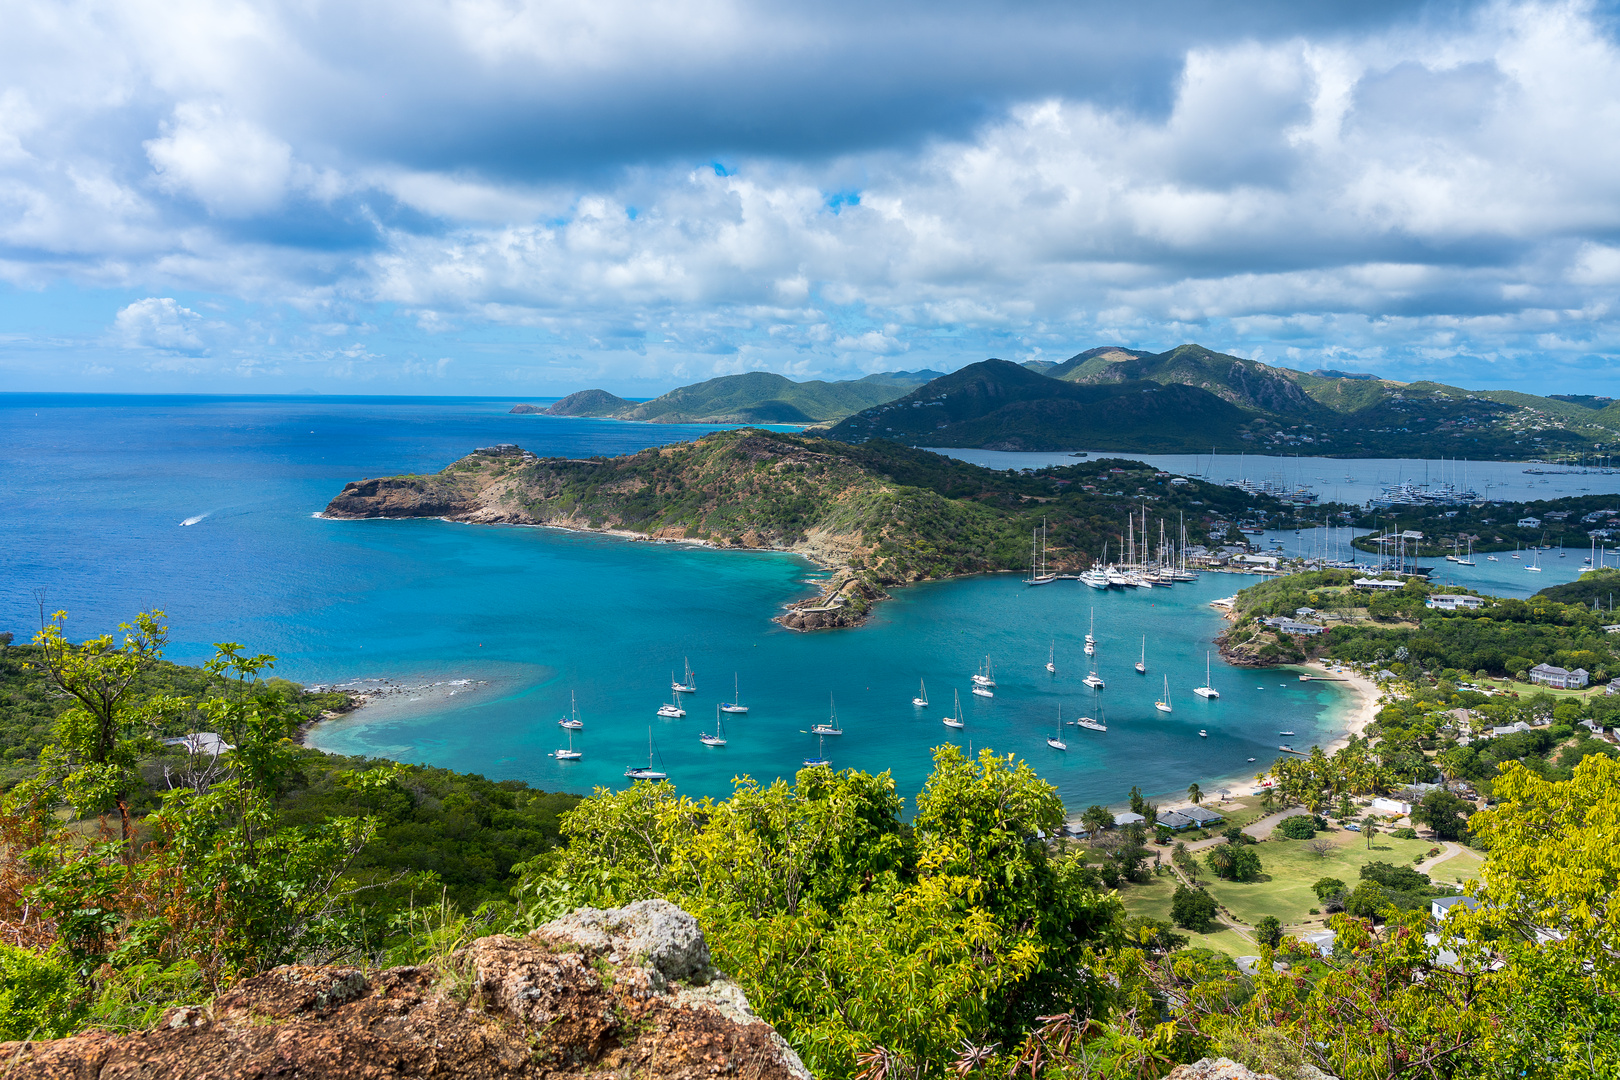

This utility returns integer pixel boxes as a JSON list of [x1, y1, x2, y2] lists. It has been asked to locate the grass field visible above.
[[1116, 873, 1256, 958], [1427, 845, 1486, 887]]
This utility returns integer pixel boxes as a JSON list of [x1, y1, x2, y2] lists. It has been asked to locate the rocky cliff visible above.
[[0, 900, 810, 1080]]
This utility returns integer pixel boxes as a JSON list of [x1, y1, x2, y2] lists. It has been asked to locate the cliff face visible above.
[[0, 900, 810, 1080]]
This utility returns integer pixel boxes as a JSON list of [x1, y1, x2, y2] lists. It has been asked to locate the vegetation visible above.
[[530, 369, 941, 425], [1347, 491, 1620, 556]]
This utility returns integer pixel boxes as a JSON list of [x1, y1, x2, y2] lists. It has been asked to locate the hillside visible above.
[[825, 359, 1254, 451], [1346, 491, 1620, 555], [323, 431, 1284, 628], [537, 389, 632, 416], [1535, 567, 1620, 609]]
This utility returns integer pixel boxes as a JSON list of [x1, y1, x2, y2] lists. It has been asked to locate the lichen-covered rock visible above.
[[0, 903, 810, 1080], [1166, 1057, 1339, 1080]]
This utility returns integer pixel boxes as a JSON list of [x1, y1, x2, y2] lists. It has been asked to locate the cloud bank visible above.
[[1, 0, 1618, 393]]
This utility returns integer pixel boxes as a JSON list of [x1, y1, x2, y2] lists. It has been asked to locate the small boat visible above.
[[972, 656, 996, 688], [1155, 675, 1172, 714], [1279, 730, 1296, 736], [1526, 549, 1543, 573], [912, 679, 929, 707], [1486, 554, 1498, 561], [1046, 640, 1056, 674], [656, 681, 686, 718], [552, 726, 582, 760], [811, 695, 843, 736], [1247, 757, 1256, 762], [673, 657, 697, 694], [558, 691, 584, 730], [803, 731, 830, 767], [1083, 669, 1105, 690], [700, 706, 727, 746], [943, 690, 966, 729], [625, 728, 668, 780], [1199, 729, 1208, 738], [1193, 651, 1220, 699], [1047, 705, 1067, 750], [971, 684, 994, 698], [720, 673, 749, 714], [1135, 635, 1146, 675]]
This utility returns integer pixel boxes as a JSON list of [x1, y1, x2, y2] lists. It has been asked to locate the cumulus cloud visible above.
[[3, 0, 1620, 390]]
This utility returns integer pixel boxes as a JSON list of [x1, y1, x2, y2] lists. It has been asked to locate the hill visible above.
[[536, 389, 632, 416], [1535, 567, 1620, 610], [824, 359, 1254, 451], [323, 432, 1286, 628]]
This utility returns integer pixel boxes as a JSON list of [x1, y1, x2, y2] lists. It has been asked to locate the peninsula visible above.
[[323, 430, 1285, 629]]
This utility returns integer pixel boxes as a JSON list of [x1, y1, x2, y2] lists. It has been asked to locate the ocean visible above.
[[0, 394, 1594, 811]]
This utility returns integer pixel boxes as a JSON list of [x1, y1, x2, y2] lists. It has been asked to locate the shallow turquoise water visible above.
[[1, 394, 1591, 811]]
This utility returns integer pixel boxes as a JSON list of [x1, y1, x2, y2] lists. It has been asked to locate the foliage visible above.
[[1170, 886, 1218, 933], [0, 942, 82, 1039], [1311, 877, 1345, 902], [1410, 789, 1472, 841], [1253, 915, 1283, 949], [1275, 816, 1316, 840], [1206, 843, 1262, 882]]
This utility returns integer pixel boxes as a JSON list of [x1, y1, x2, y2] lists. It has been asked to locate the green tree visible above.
[[1187, 783, 1203, 806], [1359, 813, 1380, 849], [1128, 785, 1146, 815], [1254, 915, 1283, 949], [1411, 789, 1472, 842], [1171, 885, 1218, 933], [1080, 803, 1115, 836], [1311, 877, 1345, 902]]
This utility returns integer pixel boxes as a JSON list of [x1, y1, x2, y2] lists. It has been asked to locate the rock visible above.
[[509, 403, 545, 413], [0, 903, 810, 1080], [1166, 1057, 1339, 1080]]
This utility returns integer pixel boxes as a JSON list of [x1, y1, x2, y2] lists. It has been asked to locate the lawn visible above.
[[1195, 827, 1438, 930], [1116, 872, 1255, 958], [1427, 845, 1486, 887]]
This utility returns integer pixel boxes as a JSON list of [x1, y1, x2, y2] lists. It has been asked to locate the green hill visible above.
[[1536, 568, 1620, 610], [824, 359, 1254, 451], [583, 370, 938, 425], [538, 389, 632, 416]]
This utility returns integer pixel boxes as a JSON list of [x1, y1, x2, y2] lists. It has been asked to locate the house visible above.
[[1491, 721, 1533, 736], [1354, 577, 1406, 591], [1157, 810, 1196, 830], [1427, 594, 1485, 611], [1274, 619, 1326, 636], [1181, 805, 1225, 826], [1235, 553, 1279, 567], [1113, 811, 1146, 827], [1529, 663, 1589, 690], [1370, 797, 1411, 815], [1517, 516, 1542, 528], [1298, 929, 1337, 953], [1295, 606, 1318, 616], [1431, 895, 1480, 921]]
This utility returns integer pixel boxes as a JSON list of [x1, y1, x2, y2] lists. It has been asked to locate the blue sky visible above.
[[3, 0, 1620, 396]]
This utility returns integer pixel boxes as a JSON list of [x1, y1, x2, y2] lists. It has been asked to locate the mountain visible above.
[[524, 370, 943, 426], [324, 431, 1279, 628], [824, 359, 1252, 451], [531, 389, 631, 416], [1043, 346, 1154, 381]]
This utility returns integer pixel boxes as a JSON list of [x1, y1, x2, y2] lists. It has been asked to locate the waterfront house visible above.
[[1529, 663, 1589, 690], [1517, 516, 1542, 528], [1354, 577, 1405, 591], [1427, 594, 1485, 611]]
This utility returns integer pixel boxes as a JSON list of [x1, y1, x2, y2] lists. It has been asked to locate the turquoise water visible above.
[[0, 394, 1594, 811]]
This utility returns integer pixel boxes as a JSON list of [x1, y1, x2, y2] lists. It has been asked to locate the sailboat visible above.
[[700, 706, 727, 746], [1084, 610, 1096, 656], [656, 681, 686, 718], [1025, 526, 1055, 585], [625, 728, 668, 780], [1457, 537, 1475, 566], [1486, 554, 1499, 562], [943, 690, 966, 729], [811, 694, 843, 736], [672, 657, 697, 694], [972, 657, 996, 687], [1046, 640, 1056, 674], [720, 673, 749, 714], [557, 691, 584, 730], [1155, 675, 1172, 713], [1046, 704, 1067, 750], [1526, 548, 1543, 573], [1075, 704, 1107, 732], [1135, 635, 1146, 674], [1511, 543, 1521, 560], [552, 726, 582, 760], [912, 679, 929, 708], [803, 731, 830, 767], [1193, 651, 1220, 698]]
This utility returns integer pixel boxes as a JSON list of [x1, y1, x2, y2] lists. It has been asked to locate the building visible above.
[[1529, 663, 1589, 690], [1427, 594, 1485, 611], [1156, 810, 1196, 830], [1431, 895, 1480, 921], [1517, 516, 1542, 528], [1354, 577, 1406, 591], [1181, 805, 1225, 827], [1370, 797, 1411, 816], [1273, 619, 1326, 636]]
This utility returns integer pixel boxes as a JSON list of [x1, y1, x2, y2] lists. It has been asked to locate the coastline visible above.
[[1308, 660, 1382, 752]]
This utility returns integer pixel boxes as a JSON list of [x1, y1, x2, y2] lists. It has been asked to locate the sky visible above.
[[2, 0, 1620, 397]]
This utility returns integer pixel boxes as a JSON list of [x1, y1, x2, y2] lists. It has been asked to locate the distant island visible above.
[[323, 430, 1289, 629], [520, 343, 1620, 461]]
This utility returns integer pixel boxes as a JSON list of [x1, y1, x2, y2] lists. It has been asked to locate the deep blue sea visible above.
[[0, 395, 1594, 812]]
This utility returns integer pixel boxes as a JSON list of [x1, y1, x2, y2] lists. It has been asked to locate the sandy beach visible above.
[[1306, 660, 1383, 752]]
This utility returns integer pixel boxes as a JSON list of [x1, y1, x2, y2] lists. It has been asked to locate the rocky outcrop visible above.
[[323, 476, 479, 519], [0, 899, 810, 1080], [776, 570, 887, 631], [1167, 1057, 1338, 1080], [544, 390, 633, 417], [509, 403, 546, 414]]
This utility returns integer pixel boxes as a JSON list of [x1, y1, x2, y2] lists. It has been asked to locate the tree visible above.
[[1171, 885, 1218, 933], [1080, 803, 1115, 836], [1128, 786, 1146, 815], [1411, 789, 1472, 842], [1259, 787, 1277, 813], [1311, 876, 1345, 902], [1187, 783, 1203, 806], [1307, 837, 1336, 858], [1171, 841, 1199, 883], [1277, 815, 1316, 839], [1207, 844, 1262, 882], [1255, 915, 1283, 949], [1343, 880, 1388, 918], [1359, 814, 1380, 849]]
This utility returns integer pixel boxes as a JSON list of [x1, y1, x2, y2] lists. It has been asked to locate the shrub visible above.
[[1208, 844, 1263, 882], [1392, 827, 1419, 839], [1277, 815, 1316, 840], [0, 944, 82, 1040], [1255, 915, 1283, 949], [1311, 876, 1345, 901], [1171, 885, 1219, 933]]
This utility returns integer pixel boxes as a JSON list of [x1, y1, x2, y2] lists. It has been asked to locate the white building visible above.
[[1529, 663, 1589, 690], [1427, 594, 1485, 611], [1517, 516, 1542, 528], [1354, 577, 1406, 591]]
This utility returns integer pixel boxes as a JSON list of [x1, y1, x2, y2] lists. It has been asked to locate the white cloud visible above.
[[113, 297, 205, 352], [144, 102, 292, 216]]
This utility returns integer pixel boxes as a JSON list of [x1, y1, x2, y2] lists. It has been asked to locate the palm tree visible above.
[[1187, 783, 1203, 806]]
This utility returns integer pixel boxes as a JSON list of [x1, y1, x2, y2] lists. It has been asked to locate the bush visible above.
[[1277, 815, 1316, 840], [1344, 880, 1388, 919], [0, 943, 82, 1040], [1392, 827, 1419, 839], [1255, 915, 1283, 949], [1208, 844, 1263, 882], [1311, 876, 1345, 901], [1171, 885, 1219, 933]]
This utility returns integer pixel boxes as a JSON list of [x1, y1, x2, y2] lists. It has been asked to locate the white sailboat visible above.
[[1075, 705, 1107, 732], [943, 690, 966, 729], [557, 691, 584, 730], [1135, 635, 1146, 675], [700, 706, 727, 746], [1045, 640, 1056, 674], [1047, 704, 1067, 750], [1457, 537, 1475, 566], [657, 680, 687, 718], [720, 673, 749, 714], [1193, 651, 1220, 699], [971, 682, 994, 698], [971, 656, 996, 687], [811, 694, 843, 736], [1084, 610, 1096, 656], [1083, 653, 1105, 689], [1155, 675, 1172, 713], [552, 726, 582, 760], [912, 679, 929, 708], [803, 731, 830, 767], [1025, 526, 1056, 585], [625, 728, 668, 780], [672, 657, 697, 694], [1526, 548, 1543, 573]]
